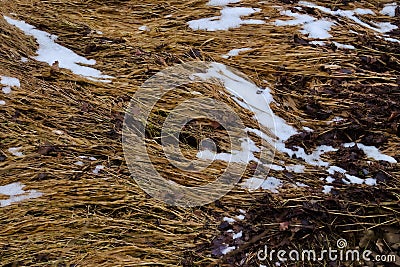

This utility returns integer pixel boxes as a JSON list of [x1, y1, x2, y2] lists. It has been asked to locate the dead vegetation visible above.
[[0, 0, 399, 266]]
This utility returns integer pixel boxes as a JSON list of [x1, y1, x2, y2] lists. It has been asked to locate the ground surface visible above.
[[0, 0, 399, 266]]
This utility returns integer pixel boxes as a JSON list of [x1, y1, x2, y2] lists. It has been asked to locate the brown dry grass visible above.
[[0, 0, 399, 266]]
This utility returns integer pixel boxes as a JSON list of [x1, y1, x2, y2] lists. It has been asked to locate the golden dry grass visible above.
[[0, 0, 399, 266]]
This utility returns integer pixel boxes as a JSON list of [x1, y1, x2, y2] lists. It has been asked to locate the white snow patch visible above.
[[93, 165, 105, 174], [295, 182, 308, 187], [299, 1, 397, 33], [194, 63, 297, 142], [197, 137, 260, 163], [233, 231, 243, 239], [332, 42, 355, 50], [365, 178, 377, 186], [20, 57, 28, 63], [0, 182, 42, 207], [223, 216, 236, 223], [274, 10, 334, 39], [4, 16, 113, 82], [2, 87, 11, 94], [302, 126, 314, 132], [138, 25, 150, 31], [188, 7, 264, 31], [384, 37, 400, 43], [344, 143, 397, 163], [8, 147, 24, 157], [285, 164, 305, 173], [1, 76, 20, 87], [270, 164, 285, 171], [310, 40, 326, 46], [221, 245, 236, 254], [74, 161, 84, 166], [222, 47, 252, 58], [0, 100, 5, 105], [322, 185, 333, 194], [380, 3, 398, 17], [236, 214, 245, 220], [327, 165, 346, 175], [1, 76, 20, 94], [344, 174, 364, 184], [52, 129, 64, 135], [325, 176, 335, 183], [242, 176, 282, 192], [208, 0, 240, 6]]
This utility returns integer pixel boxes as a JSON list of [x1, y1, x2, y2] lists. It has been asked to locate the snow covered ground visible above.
[[4, 16, 113, 82]]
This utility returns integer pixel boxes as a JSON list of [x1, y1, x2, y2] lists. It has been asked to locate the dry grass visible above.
[[0, 0, 399, 266]]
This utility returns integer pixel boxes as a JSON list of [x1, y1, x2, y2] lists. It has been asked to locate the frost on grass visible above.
[[0, 182, 42, 207], [4, 16, 113, 83], [188, 7, 264, 31]]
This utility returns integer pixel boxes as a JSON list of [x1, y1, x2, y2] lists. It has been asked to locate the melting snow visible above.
[[208, 0, 240, 6], [236, 214, 245, 220], [221, 245, 236, 254], [1, 76, 20, 95], [332, 42, 355, 50], [197, 137, 260, 163], [344, 143, 397, 163], [222, 47, 252, 58], [8, 147, 24, 157], [0, 182, 42, 207], [188, 7, 264, 31], [298, 1, 397, 34], [242, 176, 282, 192], [74, 161, 84, 166], [192, 62, 395, 194], [274, 10, 334, 39], [223, 216, 236, 223], [93, 165, 105, 174], [233, 231, 243, 239], [138, 25, 150, 31], [380, 3, 398, 17], [4, 16, 113, 82], [1, 76, 20, 87], [322, 185, 333, 194]]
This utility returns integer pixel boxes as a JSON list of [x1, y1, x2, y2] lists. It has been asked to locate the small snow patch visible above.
[[380, 3, 398, 17], [222, 47, 252, 58], [8, 147, 24, 157], [188, 7, 264, 31], [93, 165, 105, 174], [138, 25, 150, 31], [0, 182, 42, 207]]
